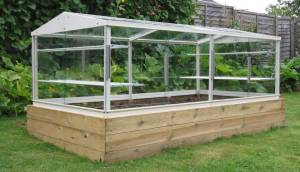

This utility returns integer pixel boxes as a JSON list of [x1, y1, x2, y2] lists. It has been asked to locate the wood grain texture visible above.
[[106, 99, 284, 134], [27, 105, 105, 135], [28, 131, 104, 161], [27, 98, 285, 163], [27, 118, 105, 151], [104, 112, 284, 163], [106, 110, 284, 152]]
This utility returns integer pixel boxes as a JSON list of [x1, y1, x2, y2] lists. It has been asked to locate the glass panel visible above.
[[38, 27, 104, 49], [249, 41, 275, 95], [168, 43, 210, 102], [133, 42, 165, 94], [110, 39, 130, 99], [213, 37, 275, 100], [35, 24, 277, 111], [111, 26, 144, 39], [143, 31, 205, 42], [108, 27, 210, 109], [37, 26, 105, 110]]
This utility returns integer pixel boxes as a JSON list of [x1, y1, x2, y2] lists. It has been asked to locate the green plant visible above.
[[0, 0, 198, 116], [0, 0, 197, 65], [280, 57, 300, 92], [267, 0, 300, 17], [0, 56, 31, 116]]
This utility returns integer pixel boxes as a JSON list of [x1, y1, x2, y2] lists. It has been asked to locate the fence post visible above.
[[291, 19, 295, 58], [275, 16, 279, 36], [231, 7, 235, 28], [255, 14, 258, 33], [296, 18, 300, 56], [204, 4, 208, 26]]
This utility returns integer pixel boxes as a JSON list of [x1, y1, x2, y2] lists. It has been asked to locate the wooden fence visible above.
[[193, 2, 300, 60]]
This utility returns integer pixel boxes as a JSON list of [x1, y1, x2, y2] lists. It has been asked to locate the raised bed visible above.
[[27, 97, 285, 163]]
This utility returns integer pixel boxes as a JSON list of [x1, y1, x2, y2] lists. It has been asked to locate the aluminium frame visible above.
[[31, 12, 281, 113]]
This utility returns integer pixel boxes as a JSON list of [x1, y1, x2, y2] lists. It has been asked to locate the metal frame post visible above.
[[164, 55, 169, 92], [128, 41, 133, 99], [209, 35, 215, 101], [104, 26, 111, 112], [32, 36, 38, 100], [247, 56, 252, 95], [275, 40, 281, 95], [81, 50, 86, 72], [196, 45, 200, 94]]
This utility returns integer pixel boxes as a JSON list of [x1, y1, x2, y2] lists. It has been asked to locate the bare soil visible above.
[[71, 94, 236, 110]]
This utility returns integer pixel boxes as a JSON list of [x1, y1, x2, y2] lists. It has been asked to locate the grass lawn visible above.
[[0, 93, 300, 172]]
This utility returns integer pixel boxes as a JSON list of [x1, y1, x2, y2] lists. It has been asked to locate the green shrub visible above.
[[0, 0, 197, 65], [1, 55, 299, 116], [280, 57, 300, 92], [0, 56, 31, 116], [0, 0, 197, 116]]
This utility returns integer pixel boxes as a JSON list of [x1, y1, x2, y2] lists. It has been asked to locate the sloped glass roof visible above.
[[32, 12, 281, 43]]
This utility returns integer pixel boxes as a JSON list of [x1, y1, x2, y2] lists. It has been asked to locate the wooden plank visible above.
[[106, 99, 283, 134], [105, 126, 240, 163], [172, 99, 283, 125], [27, 118, 105, 151], [105, 110, 284, 162], [28, 131, 104, 161], [27, 106, 105, 135], [240, 119, 284, 134], [169, 111, 283, 146], [106, 126, 171, 152], [104, 142, 165, 163], [170, 116, 243, 141], [106, 111, 174, 134], [243, 111, 284, 128], [106, 110, 284, 151]]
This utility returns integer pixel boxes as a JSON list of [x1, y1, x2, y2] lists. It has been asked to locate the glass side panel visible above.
[[35, 24, 277, 111], [168, 44, 196, 91], [110, 40, 130, 98], [106, 27, 211, 109], [38, 49, 104, 107], [213, 37, 275, 100], [132, 42, 165, 94], [37, 27, 105, 110]]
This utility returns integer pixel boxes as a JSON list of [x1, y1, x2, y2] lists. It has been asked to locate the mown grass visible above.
[[0, 93, 300, 172]]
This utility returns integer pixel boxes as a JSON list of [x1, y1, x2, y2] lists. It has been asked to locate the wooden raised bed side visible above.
[[27, 98, 285, 163]]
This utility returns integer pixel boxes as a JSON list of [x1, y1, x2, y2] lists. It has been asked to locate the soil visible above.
[[71, 94, 237, 110]]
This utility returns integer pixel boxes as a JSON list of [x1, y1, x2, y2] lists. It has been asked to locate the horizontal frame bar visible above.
[[37, 44, 128, 52], [180, 76, 275, 81], [33, 94, 279, 116], [39, 34, 198, 45], [38, 79, 144, 87], [38, 89, 272, 104], [187, 51, 275, 56]]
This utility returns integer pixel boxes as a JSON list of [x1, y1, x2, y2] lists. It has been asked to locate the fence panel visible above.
[[295, 19, 300, 56], [194, 1, 299, 60]]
